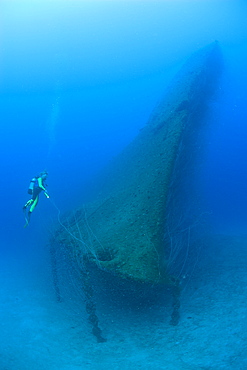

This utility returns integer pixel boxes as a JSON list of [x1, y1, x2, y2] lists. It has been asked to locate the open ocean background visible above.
[[1, 1, 247, 369]]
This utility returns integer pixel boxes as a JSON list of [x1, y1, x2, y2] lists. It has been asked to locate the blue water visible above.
[[1, 1, 247, 369]]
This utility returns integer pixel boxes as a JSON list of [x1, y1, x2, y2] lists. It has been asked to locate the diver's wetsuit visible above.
[[29, 182, 42, 211], [23, 174, 48, 225]]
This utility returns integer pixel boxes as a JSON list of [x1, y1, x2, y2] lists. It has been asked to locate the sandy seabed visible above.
[[1, 234, 247, 370]]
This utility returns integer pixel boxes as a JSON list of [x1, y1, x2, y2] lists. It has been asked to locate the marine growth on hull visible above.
[[51, 41, 222, 287]]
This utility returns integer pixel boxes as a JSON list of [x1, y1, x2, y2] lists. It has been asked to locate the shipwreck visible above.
[[50, 42, 222, 341]]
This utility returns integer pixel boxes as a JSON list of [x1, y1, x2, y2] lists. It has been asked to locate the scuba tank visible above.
[[28, 177, 37, 195]]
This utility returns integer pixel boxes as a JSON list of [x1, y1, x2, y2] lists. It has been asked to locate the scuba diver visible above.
[[23, 171, 49, 227]]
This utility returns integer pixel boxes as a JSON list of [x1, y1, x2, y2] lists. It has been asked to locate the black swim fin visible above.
[[23, 209, 31, 228]]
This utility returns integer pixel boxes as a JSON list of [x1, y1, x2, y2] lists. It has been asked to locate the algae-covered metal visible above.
[[53, 42, 222, 284]]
